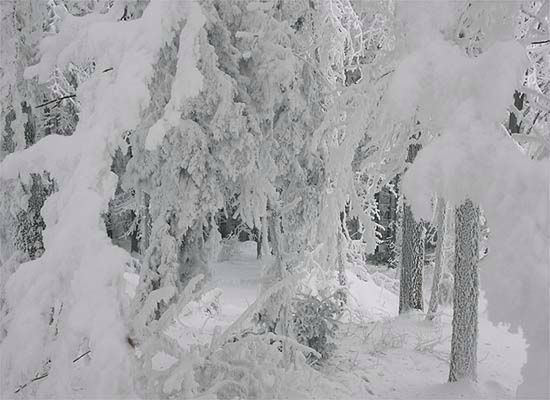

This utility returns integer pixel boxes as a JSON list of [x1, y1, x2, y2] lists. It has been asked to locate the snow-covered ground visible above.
[[127, 241, 526, 398], [324, 306, 525, 399], [324, 262, 525, 399]]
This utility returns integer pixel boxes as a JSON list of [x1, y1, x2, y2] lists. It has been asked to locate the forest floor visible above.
[[128, 241, 526, 399], [321, 262, 526, 399]]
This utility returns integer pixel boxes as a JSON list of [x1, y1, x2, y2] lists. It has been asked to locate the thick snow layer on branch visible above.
[[145, 1, 205, 150], [385, 40, 527, 133], [0, 1, 203, 397]]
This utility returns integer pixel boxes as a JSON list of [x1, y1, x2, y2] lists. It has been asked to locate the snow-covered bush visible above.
[[292, 293, 342, 362], [198, 332, 318, 399], [132, 267, 322, 399]]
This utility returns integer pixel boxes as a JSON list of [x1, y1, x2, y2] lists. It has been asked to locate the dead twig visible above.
[[72, 350, 91, 363], [35, 94, 76, 109], [14, 350, 91, 394], [14, 373, 48, 394]]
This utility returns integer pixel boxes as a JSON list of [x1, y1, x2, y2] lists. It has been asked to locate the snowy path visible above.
[[208, 241, 263, 326]]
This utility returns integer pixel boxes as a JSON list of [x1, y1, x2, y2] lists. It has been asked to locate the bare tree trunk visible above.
[[449, 199, 479, 382], [426, 197, 446, 320], [399, 143, 425, 314]]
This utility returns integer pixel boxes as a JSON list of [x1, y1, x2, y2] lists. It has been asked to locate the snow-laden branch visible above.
[[0, 1, 206, 397], [145, 1, 206, 150]]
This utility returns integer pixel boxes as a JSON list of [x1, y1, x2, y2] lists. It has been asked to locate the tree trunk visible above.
[[139, 192, 152, 255], [253, 226, 262, 259], [399, 143, 425, 314], [267, 210, 292, 366], [426, 197, 446, 321], [449, 199, 479, 382]]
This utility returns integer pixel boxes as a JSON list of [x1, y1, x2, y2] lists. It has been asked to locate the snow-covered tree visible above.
[[394, 1, 548, 396], [0, 1, 196, 396]]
